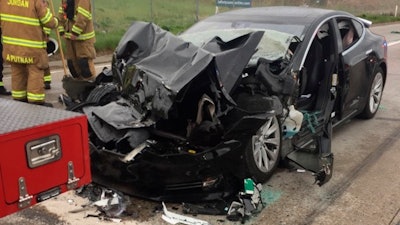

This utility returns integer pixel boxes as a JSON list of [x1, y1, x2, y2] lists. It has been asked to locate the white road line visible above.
[[388, 40, 400, 46]]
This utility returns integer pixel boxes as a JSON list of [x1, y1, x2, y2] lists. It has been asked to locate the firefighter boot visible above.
[[44, 81, 51, 90], [0, 86, 11, 95]]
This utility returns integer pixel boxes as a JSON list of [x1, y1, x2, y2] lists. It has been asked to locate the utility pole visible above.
[[150, 0, 153, 22], [195, 0, 199, 22]]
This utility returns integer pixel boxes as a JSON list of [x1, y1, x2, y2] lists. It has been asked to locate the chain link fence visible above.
[[212, 0, 400, 16]]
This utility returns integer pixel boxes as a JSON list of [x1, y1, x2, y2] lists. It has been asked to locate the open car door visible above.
[[285, 20, 339, 186]]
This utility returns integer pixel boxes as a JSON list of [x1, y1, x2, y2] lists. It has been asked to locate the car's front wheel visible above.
[[359, 67, 384, 119], [244, 116, 281, 183]]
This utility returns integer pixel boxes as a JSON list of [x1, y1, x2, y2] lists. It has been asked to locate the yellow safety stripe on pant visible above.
[[12, 90, 27, 99], [27, 92, 45, 101], [77, 7, 92, 20], [0, 13, 41, 26], [3, 36, 46, 49], [0, 81, 4, 86], [65, 31, 95, 40], [40, 8, 54, 25], [44, 74, 52, 82]]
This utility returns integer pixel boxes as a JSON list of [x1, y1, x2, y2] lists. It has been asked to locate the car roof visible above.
[[200, 6, 349, 26]]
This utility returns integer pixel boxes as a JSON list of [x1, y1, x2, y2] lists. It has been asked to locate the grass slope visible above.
[[50, 0, 400, 53]]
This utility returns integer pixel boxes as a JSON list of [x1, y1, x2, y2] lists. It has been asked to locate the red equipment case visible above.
[[0, 99, 91, 218]]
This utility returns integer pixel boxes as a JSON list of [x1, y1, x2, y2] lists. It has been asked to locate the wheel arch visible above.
[[378, 61, 387, 87]]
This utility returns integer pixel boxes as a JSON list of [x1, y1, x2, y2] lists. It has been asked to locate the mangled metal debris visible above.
[[180, 178, 265, 223], [226, 179, 264, 222], [162, 202, 211, 225], [68, 180, 265, 224], [93, 189, 126, 218], [72, 185, 130, 222]]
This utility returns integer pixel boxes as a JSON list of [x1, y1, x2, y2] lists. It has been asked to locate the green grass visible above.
[[49, 0, 215, 53], [90, 0, 217, 51], [359, 13, 400, 24], [50, 0, 400, 53]]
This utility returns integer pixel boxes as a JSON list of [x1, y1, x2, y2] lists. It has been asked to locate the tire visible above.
[[358, 68, 384, 119], [244, 116, 281, 183], [85, 83, 119, 105]]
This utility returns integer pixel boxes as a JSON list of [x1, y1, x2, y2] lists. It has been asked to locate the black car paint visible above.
[[69, 6, 387, 201]]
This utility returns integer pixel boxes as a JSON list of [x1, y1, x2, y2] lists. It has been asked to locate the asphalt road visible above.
[[1, 23, 400, 225]]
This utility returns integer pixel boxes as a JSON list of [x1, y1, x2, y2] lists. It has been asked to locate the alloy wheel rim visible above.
[[369, 72, 383, 114], [252, 116, 281, 173]]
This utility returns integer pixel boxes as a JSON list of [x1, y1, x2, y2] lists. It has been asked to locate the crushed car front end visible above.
[[78, 21, 295, 201]]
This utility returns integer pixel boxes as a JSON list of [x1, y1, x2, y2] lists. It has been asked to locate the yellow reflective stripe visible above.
[[27, 92, 45, 101], [65, 31, 95, 40], [44, 75, 52, 82], [0, 81, 4, 86], [43, 27, 51, 35], [79, 31, 95, 40], [58, 6, 64, 14], [40, 8, 53, 24], [0, 13, 40, 26], [12, 90, 27, 98], [71, 25, 83, 34], [58, 26, 65, 32], [3, 36, 46, 48], [77, 6, 92, 20]]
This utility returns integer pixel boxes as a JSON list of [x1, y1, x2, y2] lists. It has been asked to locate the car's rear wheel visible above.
[[244, 116, 281, 182], [359, 68, 384, 119]]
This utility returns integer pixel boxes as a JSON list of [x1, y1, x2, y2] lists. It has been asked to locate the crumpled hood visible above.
[[112, 21, 264, 118]]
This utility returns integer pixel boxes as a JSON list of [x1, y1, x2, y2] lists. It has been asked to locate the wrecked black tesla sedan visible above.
[[69, 6, 387, 201]]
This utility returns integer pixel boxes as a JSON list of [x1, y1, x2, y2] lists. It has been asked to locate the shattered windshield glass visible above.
[[180, 29, 295, 65]]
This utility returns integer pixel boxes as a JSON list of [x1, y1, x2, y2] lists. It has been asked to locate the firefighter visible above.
[[0, 0, 58, 106], [0, 28, 11, 96], [58, 0, 96, 81]]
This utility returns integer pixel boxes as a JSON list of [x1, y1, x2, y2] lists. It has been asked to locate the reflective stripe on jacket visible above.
[[58, 0, 95, 42], [0, 0, 58, 65]]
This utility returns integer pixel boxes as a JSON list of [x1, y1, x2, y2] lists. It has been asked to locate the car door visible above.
[[288, 19, 338, 186], [336, 18, 369, 120]]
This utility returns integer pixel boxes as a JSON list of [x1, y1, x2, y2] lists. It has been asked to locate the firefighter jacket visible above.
[[58, 0, 95, 43], [0, 0, 58, 67]]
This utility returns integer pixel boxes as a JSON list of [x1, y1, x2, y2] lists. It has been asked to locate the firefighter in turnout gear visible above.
[[0, 28, 11, 96], [58, 0, 96, 81], [0, 0, 58, 106]]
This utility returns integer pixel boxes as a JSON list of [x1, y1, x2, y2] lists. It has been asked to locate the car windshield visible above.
[[180, 28, 296, 65], [183, 20, 306, 37]]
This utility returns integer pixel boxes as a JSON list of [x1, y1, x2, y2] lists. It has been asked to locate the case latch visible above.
[[18, 177, 33, 209], [67, 161, 80, 190], [26, 134, 62, 168]]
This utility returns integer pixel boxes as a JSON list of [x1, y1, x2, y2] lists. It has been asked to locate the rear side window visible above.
[[352, 19, 363, 37], [337, 18, 361, 50]]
